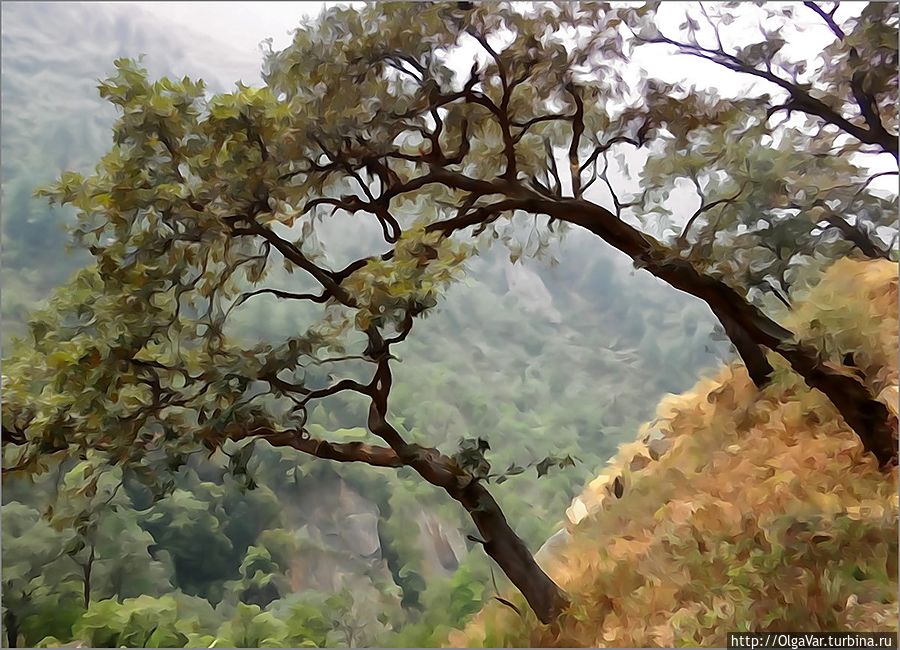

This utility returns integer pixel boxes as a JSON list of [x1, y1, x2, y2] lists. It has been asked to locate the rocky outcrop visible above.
[[504, 262, 563, 324], [418, 511, 468, 576], [276, 471, 469, 606]]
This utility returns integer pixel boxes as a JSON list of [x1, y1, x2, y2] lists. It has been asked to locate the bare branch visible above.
[[466, 28, 518, 179], [543, 138, 563, 197], [239, 220, 355, 306], [697, 3, 726, 51], [679, 181, 747, 243], [856, 170, 899, 196], [2, 424, 27, 447], [225, 288, 329, 322], [579, 121, 650, 175], [426, 199, 522, 235], [512, 113, 573, 143], [268, 376, 372, 405], [333, 249, 395, 283], [803, 1, 846, 39]]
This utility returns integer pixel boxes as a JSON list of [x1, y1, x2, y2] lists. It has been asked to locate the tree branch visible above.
[[679, 181, 747, 243], [641, 31, 899, 159], [467, 28, 518, 180], [359, 326, 569, 623], [238, 220, 355, 306], [425, 183, 897, 465], [249, 427, 404, 468], [566, 83, 585, 197], [820, 211, 890, 259], [803, 1, 845, 39]]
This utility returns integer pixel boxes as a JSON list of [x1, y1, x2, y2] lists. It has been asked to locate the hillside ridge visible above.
[[452, 258, 899, 647]]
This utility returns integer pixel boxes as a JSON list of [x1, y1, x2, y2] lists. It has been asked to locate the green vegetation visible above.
[[1, 1, 896, 647]]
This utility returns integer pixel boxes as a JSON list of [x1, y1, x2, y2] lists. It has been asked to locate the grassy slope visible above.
[[451, 258, 899, 647]]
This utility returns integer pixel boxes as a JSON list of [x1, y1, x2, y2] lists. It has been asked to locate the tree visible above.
[[1, 502, 80, 648], [3, 0, 897, 625], [47, 459, 172, 609], [137, 466, 281, 601], [223, 530, 301, 609], [1, 456, 177, 646], [633, 2, 897, 299], [71, 594, 215, 648]]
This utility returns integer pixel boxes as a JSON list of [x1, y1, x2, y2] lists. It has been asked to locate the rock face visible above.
[[277, 472, 469, 604], [281, 475, 389, 594], [535, 527, 570, 572], [538, 430, 677, 570], [418, 511, 468, 577], [504, 262, 563, 324], [344, 512, 381, 558]]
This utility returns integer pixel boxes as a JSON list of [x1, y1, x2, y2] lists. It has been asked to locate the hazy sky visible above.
[[127, 1, 836, 92], [131, 1, 333, 65], [110, 1, 895, 189]]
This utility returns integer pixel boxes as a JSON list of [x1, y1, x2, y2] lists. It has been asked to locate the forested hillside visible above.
[[1, 1, 896, 648]]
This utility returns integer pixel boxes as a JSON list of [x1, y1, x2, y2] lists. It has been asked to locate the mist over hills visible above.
[[0, 3, 734, 646], [1, 1, 261, 325]]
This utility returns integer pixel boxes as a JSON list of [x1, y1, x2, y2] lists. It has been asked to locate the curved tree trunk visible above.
[[537, 197, 898, 467], [711, 307, 776, 388], [460, 479, 569, 622], [366, 400, 569, 623]]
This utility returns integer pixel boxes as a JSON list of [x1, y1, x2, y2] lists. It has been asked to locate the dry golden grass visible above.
[[450, 259, 898, 648]]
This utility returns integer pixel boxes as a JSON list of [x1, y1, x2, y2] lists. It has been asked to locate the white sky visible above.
[[128, 1, 835, 91], [131, 1, 333, 64], [126, 1, 894, 192]]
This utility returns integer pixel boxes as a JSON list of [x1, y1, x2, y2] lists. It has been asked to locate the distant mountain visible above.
[[0, 1, 261, 330]]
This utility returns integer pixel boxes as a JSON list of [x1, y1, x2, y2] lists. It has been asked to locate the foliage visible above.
[[1, 502, 82, 647], [223, 530, 302, 608], [2, 0, 897, 644], [0, 2, 258, 339], [629, 2, 898, 306], [72, 594, 207, 648]]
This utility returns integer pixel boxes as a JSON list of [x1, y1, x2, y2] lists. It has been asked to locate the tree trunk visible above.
[[711, 307, 775, 388], [367, 405, 569, 624], [4, 610, 18, 648], [82, 546, 95, 609], [460, 479, 569, 623], [775, 340, 898, 466], [430, 182, 897, 464], [541, 197, 898, 467]]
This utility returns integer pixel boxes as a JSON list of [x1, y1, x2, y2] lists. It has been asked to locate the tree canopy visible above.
[[3, 0, 897, 627]]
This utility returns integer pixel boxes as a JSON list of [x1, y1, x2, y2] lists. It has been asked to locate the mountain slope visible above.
[[451, 258, 899, 647]]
